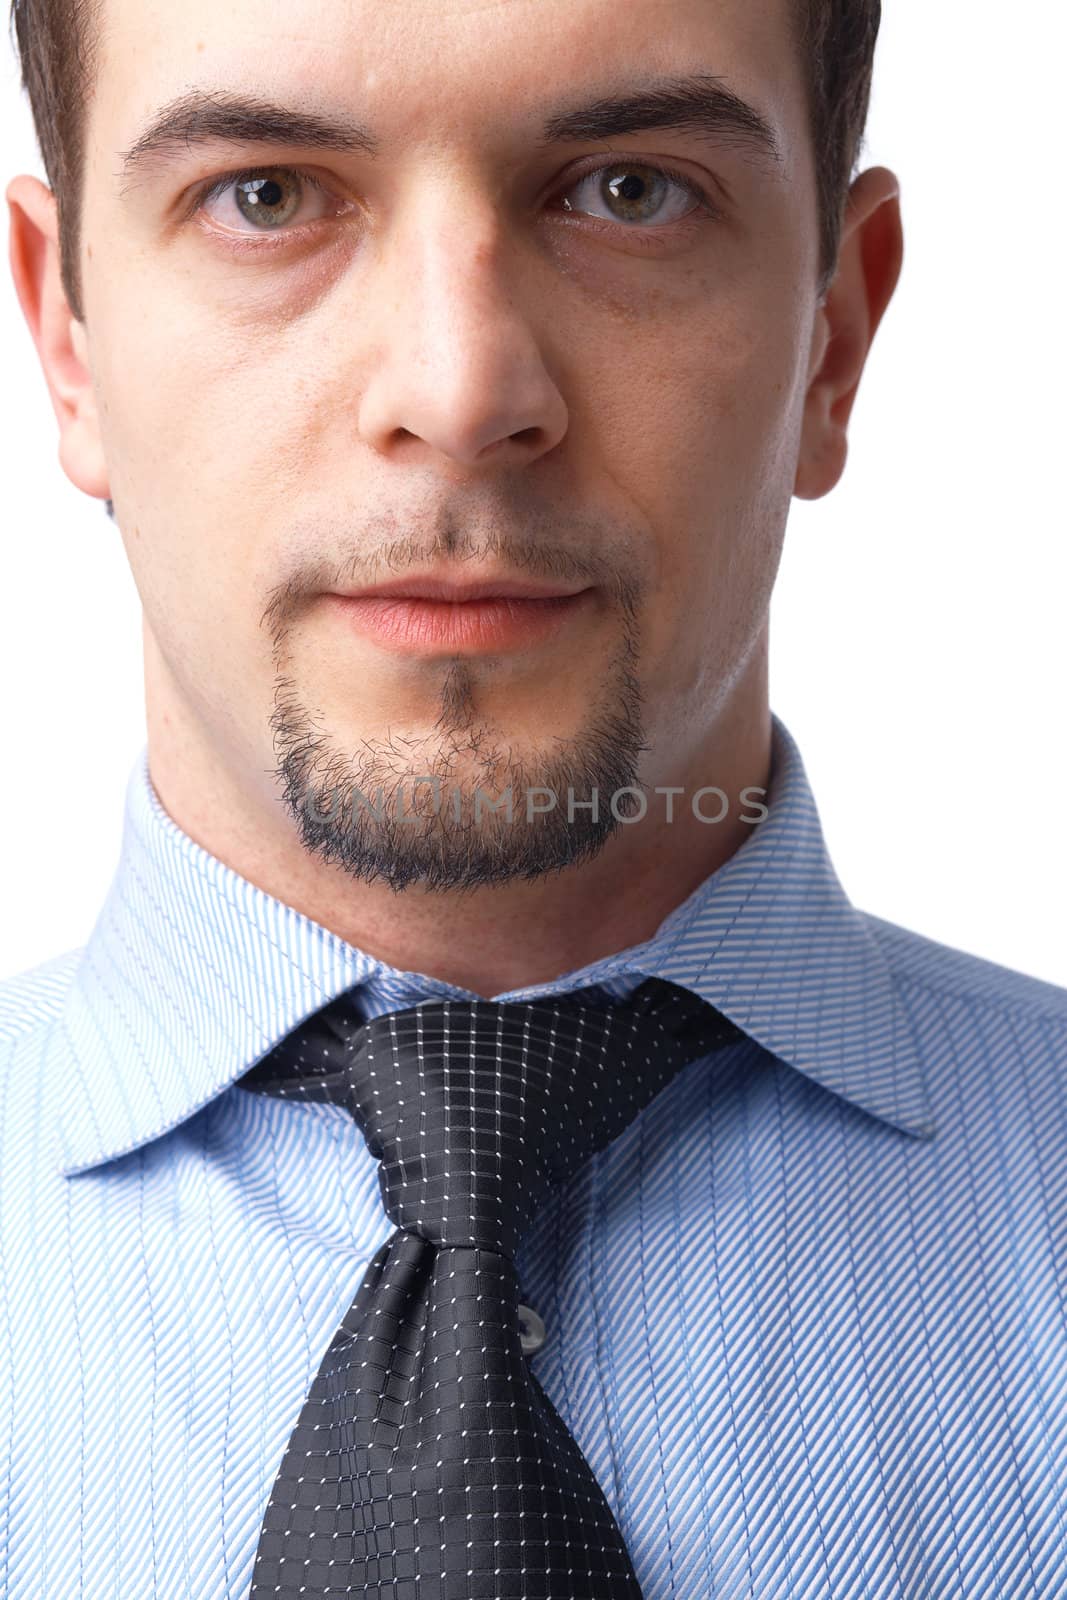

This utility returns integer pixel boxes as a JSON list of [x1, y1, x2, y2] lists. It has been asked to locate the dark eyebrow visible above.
[[118, 89, 379, 192], [537, 74, 781, 168], [117, 72, 781, 194]]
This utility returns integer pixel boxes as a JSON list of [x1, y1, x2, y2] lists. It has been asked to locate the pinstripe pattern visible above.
[[2, 710, 1066, 1598]]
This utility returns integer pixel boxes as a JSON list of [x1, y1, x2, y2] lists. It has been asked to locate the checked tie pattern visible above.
[[238, 976, 742, 1599]]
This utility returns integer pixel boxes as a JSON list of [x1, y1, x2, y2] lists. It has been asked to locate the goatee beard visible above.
[[270, 636, 648, 893]]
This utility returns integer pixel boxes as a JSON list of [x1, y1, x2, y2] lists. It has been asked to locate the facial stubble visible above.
[[269, 619, 649, 894]]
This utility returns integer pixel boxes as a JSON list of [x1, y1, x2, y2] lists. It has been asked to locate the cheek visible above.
[[86, 302, 282, 654], [683, 304, 806, 468], [92, 305, 335, 633], [87, 241, 321, 499], [597, 295, 807, 693], [597, 288, 808, 549]]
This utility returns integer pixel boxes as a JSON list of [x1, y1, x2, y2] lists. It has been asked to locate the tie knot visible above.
[[241, 977, 741, 1258]]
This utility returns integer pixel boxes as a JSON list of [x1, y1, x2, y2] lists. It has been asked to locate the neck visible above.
[[143, 633, 773, 999]]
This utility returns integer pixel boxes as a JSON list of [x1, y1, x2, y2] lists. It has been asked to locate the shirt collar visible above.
[[53, 712, 934, 1177]]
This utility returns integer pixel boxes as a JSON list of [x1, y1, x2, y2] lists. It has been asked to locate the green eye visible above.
[[562, 162, 712, 228], [196, 165, 337, 234], [230, 170, 304, 229]]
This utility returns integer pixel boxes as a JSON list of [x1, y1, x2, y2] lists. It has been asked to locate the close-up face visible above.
[[25, 0, 853, 890]]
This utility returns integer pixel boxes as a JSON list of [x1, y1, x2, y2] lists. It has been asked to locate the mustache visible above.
[[260, 523, 646, 646]]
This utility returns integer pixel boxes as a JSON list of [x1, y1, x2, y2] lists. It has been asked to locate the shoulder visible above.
[[862, 910, 1067, 1028], [0, 946, 84, 1045]]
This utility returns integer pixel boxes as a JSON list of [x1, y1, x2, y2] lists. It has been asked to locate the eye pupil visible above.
[[239, 177, 286, 210], [610, 174, 647, 203], [251, 179, 284, 208]]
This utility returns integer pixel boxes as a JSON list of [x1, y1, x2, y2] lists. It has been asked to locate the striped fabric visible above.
[[1, 710, 1065, 1598]]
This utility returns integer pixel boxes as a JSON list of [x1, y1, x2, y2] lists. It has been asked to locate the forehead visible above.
[[92, 0, 809, 171]]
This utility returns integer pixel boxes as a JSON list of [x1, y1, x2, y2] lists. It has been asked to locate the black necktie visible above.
[[237, 976, 742, 1599]]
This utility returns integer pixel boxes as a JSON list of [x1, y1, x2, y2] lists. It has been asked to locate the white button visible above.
[[517, 1303, 546, 1356]]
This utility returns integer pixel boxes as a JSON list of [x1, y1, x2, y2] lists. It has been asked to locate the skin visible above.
[[6, 0, 903, 997]]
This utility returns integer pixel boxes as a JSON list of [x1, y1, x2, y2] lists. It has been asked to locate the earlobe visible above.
[[793, 166, 904, 503], [5, 174, 111, 503], [793, 299, 855, 501]]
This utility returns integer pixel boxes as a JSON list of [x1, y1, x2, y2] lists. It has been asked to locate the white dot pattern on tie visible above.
[[238, 977, 741, 1599]]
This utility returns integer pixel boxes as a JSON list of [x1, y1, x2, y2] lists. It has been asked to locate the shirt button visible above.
[[517, 1303, 546, 1356]]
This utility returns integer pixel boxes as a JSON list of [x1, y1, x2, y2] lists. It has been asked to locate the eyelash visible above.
[[189, 159, 719, 253]]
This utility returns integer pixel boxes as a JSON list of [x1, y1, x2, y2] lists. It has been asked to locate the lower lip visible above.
[[326, 590, 595, 652]]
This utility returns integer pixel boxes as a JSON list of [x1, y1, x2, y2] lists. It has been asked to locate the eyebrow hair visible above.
[[117, 73, 781, 194], [538, 74, 781, 166]]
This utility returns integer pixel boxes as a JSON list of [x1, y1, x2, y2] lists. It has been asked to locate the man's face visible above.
[[76, 0, 820, 889]]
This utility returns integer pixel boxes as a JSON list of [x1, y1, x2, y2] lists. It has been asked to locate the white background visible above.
[[1, 5, 1064, 985]]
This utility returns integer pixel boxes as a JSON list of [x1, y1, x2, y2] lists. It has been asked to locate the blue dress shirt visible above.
[[2, 711, 1066, 1599]]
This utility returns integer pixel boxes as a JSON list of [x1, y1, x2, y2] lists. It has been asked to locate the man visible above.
[[2, 0, 1065, 1595]]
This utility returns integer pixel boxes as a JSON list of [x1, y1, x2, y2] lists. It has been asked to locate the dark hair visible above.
[[9, 0, 879, 324]]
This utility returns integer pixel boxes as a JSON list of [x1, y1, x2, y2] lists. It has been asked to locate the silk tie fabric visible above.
[[238, 977, 742, 1599]]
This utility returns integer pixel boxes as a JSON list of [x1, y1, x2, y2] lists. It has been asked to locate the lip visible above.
[[325, 587, 596, 654], [331, 573, 591, 603]]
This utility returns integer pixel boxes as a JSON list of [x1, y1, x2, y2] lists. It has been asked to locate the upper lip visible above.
[[331, 573, 592, 603]]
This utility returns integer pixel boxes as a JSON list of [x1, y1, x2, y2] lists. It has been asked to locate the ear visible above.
[[6, 174, 110, 502], [794, 165, 904, 501]]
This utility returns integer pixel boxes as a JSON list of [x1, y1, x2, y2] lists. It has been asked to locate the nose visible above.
[[355, 187, 569, 477]]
